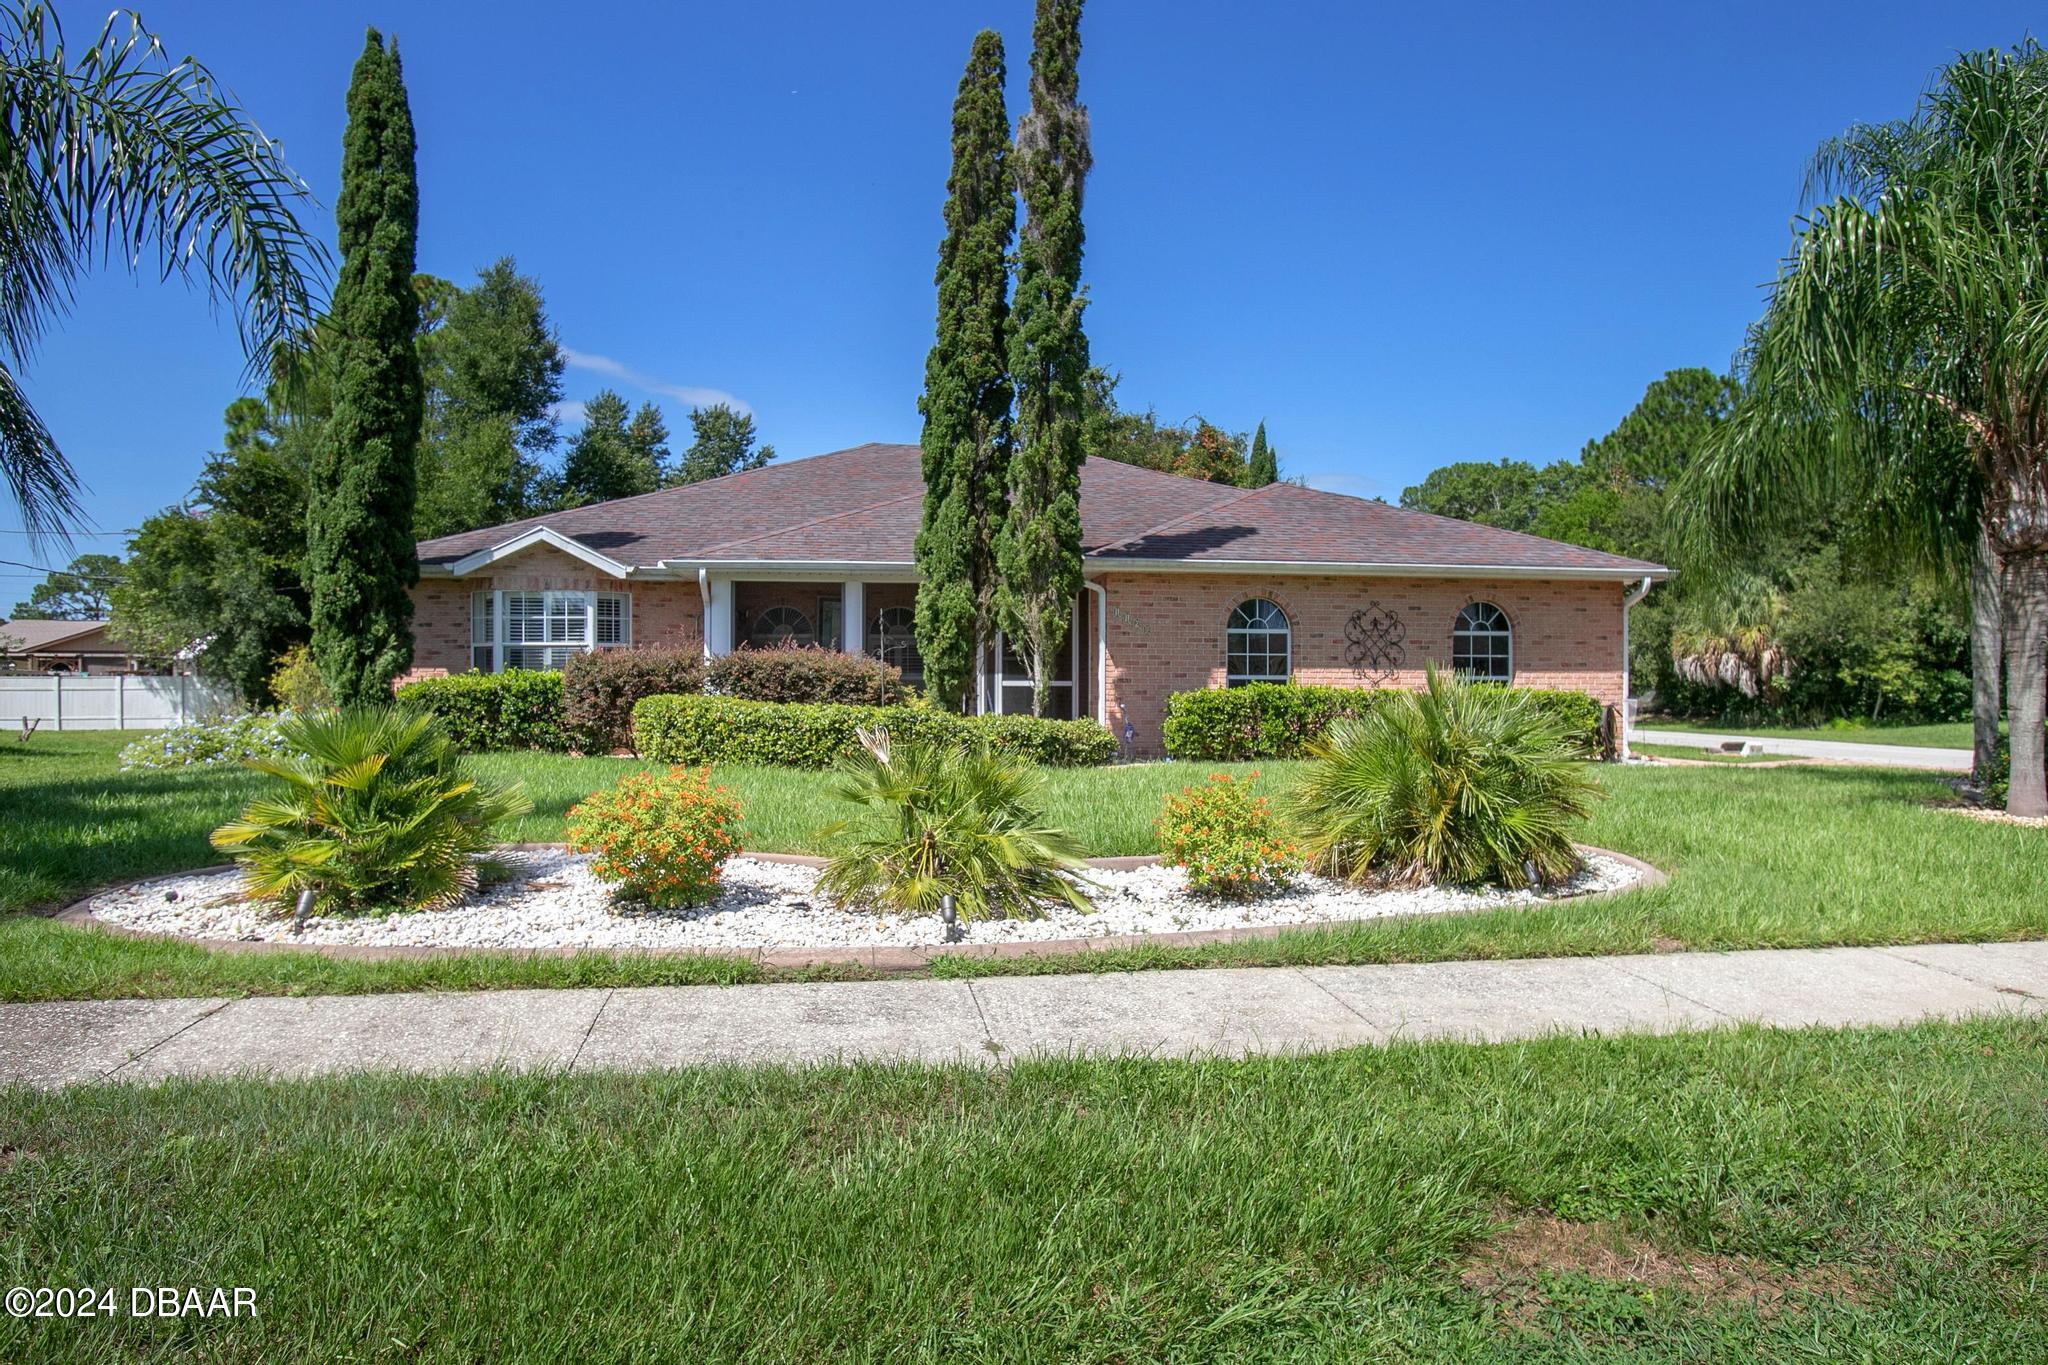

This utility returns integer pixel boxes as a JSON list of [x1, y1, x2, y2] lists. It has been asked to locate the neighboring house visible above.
[[0, 618, 141, 674], [411, 443, 1670, 755]]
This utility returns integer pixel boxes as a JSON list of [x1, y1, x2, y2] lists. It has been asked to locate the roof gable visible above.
[[0, 619, 116, 652], [442, 525, 636, 578]]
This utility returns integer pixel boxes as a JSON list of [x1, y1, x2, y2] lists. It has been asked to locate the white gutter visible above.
[[1086, 557, 1672, 583], [1083, 580, 1109, 727], [657, 559, 918, 581], [1618, 574, 1654, 760]]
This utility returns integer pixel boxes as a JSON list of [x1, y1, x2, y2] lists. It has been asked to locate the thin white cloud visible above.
[[549, 400, 587, 426], [560, 346, 748, 414]]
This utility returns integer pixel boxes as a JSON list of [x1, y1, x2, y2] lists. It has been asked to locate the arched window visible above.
[[749, 605, 814, 648], [1226, 599, 1291, 685], [868, 605, 922, 682], [1452, 602, 1512, 681]]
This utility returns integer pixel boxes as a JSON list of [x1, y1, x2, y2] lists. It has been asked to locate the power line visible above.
[[0, 557, 129, 584], [0, 528, 132, 537]]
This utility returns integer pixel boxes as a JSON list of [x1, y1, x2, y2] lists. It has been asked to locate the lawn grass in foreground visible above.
[[1635, 718, 1976, 749], [4, 1017, 2043, 1361], [3, 731, 2042, 1001]]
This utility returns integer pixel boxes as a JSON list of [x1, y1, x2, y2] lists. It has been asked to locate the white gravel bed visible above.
[[85, 849, 1643, 952]]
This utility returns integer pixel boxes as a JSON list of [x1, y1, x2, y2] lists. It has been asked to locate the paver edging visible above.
[[50, 844, 1665, 974]]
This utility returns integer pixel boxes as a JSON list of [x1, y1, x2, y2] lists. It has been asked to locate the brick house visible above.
[[409, 443, 1669, 756]]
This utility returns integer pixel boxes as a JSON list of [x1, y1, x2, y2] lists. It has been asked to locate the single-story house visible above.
[[0, 618, 141, 674], [410, 443, 1670, 756]]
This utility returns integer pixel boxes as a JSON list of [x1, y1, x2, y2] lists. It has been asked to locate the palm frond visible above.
[[0, 3, 327, 542], [0, 360, 79, 540], [212, 705, 528, 915], [1677, 41, 2048, 580], [1289, 667, 1600, 890], [817, 730, 1092, 921]]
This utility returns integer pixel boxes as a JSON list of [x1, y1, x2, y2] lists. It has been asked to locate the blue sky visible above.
[[8, 0, 2042, 568]]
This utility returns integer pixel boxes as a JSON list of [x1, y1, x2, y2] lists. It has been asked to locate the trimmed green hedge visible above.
[[1161, 681, 1605, 760], [1161, 684, 1375, 761], [395, 671, 573, 752], [633, 694, 1118, 768]]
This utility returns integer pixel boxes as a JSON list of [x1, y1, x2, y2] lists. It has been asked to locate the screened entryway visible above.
[[979, 597, 1086, 719], [726, 580, 924, 686]]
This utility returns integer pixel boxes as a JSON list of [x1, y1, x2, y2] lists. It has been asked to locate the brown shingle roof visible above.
[[0, 619, 117, 652], [416, 442, 1668, 578]]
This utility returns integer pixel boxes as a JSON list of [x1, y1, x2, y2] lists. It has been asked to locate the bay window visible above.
[[469, 590, 630, 672]]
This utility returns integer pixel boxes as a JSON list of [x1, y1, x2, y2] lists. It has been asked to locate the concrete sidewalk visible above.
[[6, 941, 2044, 1088], [1632, 728, 1971, 771]]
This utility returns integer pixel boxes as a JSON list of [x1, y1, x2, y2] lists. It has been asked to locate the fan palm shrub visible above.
[[211, 706, 530, 916], [816, 728, 1093, 921], [1290, 666, 1601, 889]]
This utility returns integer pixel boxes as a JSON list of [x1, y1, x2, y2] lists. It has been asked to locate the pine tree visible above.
[[670, 403, 774, 485], [1246, 420, 1277, 486], [308, 31, 423, 706], [559, 390, 662, 504], [626, 403, 671, 479], [415, 257, 565, 535], [914, 30, 1014, 710], [998, 0, 1091, 716]]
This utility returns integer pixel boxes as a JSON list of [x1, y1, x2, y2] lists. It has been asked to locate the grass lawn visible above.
[[5, 1017, 2044, 1360], [2, 729, 2041, 1001], [1629, 741, 1795, 765], [1635, 718, 1977, 749]]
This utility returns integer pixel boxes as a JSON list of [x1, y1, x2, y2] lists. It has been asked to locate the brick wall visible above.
[[407, 554, 1627, 755], [405, 545, 704, 673], [1097, 571, 1625, 756]]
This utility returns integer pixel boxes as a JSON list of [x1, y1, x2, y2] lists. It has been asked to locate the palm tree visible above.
[[0, 4, 325, 540], [1677, 44, 2048, 816]]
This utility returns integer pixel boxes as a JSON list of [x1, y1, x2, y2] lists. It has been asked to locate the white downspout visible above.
[[697, 568, 711, 661], [1083, 579, 1109, 727], [1619, 575, 1653, 760]]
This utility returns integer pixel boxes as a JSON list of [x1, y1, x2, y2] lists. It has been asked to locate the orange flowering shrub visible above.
[[565, 766, 742, 907], [1155, 772, 1304, 899]]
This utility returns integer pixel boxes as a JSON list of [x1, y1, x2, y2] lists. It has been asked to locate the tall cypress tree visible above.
[[1246, 420, 1277, 486], [998, 0, 1091, 716], [915, 31, 1015, 711], [308, 31, 423, 705]]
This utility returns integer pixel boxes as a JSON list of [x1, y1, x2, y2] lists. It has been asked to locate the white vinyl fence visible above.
[[0, 673, 236, 731]]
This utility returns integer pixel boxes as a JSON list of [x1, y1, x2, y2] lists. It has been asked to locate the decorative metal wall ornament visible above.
[[1344, 602, 1407, 684]]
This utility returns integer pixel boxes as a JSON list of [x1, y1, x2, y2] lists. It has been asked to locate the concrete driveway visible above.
[[1632, 728, 1971, 771]]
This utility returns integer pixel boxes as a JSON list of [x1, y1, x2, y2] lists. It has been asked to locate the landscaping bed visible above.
[[8, 732, 2042, 1003], [76, 845, 1647, 953]]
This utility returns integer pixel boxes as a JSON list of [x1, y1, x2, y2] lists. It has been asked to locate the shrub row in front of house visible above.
[[632, 693, 1119, 768], [1160, 681, 1605, 760], [395, 644, 906, 753], [396, 669, 576, 752]]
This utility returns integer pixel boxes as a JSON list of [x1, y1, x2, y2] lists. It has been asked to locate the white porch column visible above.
[[703, 573, 736, 657], [841, 580, 866, 654]]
